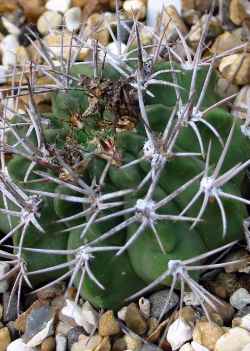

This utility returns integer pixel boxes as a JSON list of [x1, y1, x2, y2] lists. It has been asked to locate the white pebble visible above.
[[0, 262, 10, 293], [0, 66, 7, 85], [117, 306, 127, 321], [27, 318, 54, 347], [215, 327, 250, 351], [191, 341, 209, 351], [167, 318, 193, 350], [64, 7, 82, 32], [46, 0, 71, 13], [1, 17, 20, 35], [230, 288, 250, 310], [183, 292, 201, 307], [7, 339, 34, 351], [56, 335, 67, 351], [1, 35, 19, 67], [139, 297, 150, 319], [37, 11, 62, 35]]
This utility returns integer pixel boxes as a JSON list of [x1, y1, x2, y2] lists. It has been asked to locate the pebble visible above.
[[56, 335, 67, 351], [167, 318, 193, 351], [24, 304, 54, 347], [123, 335, 142, 351], [233, 315, 250, 331], [1, 16, 20, 35], [67, 326, 85, 350], [0, 327, 11, 351], [7, 339, 34, 351], [85, 14, 109, 46], [61, 300, 97, 334], [41, 336, 56, 351], [46, 0, 71, 13], [211, 31, 244, 54], [206, 298, 235, 324], [15, 300, 44, 333], [183, 292, 201, 307], [204, 272, 240, 299], [99, 310, 120, 337], [3, 293, 18, 323], [64, 7, 81, 32], [233, 85, 250, 120], [37, 11, 62, 35], [219, 53, 250, 86], [117, 307, 127, 321], [162, 5, 188, 40], [215, 327, 250, 351], [43, 33, 78, 59], [192, 321, 225, 350], [139, 297, 150, 319], [147, 0, 181, 26], [0, 66, 7, 85], [18, 0, 44, 22], [56, 321, 73, 336], [123, 0, 146, 20], [229, 0, 249, 25], [0, 262, 10, 293], [180, 343, 194, 351], [243, 344, 250, 351], [125, 303, 147, 335], [71, 334, 102, 351], [95, 336, 111, 351], [230, 288, 250, 310], [191, 341, 210, 351], [0, 34, 19, 67], [149, 289, 179, 319]]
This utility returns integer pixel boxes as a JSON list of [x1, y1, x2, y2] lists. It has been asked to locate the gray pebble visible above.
[[149, 289, 179, 318], [67, 326, 86, 350], [3, 293, 18, 323], [56, 334, 67, 351]]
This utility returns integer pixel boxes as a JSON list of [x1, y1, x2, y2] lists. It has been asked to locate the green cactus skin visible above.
[[67, 224, 145, 309]]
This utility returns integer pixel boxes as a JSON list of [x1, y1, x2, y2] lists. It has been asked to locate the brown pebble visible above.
[[0, 327, 11, 351], [125, 303, 147, 335], [193, 320, 225, 350], [41, 336, 56, 351], [99, 311, 120, 337], [14, 300, 45, 333]]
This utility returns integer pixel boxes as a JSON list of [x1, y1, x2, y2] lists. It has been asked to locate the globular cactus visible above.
[[1, 14, 250, 317]]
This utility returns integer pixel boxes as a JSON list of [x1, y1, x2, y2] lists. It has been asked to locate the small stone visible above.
[[233, 85, 250, 120], [183, 292, 201, 307], [124, 336, 142, 351], [71, 335, 102, 351], [0, 263, 10, 292], [41, 336, 56, 351], [46, 0, 71, 13], [112, 337, 127, 351], [147, 319, 168, 343], [67, 326, 85, 350], [0, 327, 11, 351], [24, 304, 54, 347], [37, 11, 62, 35], [167, 318, 193, 351], [233, 315, 250, 331], [125, 303, 147, 335], [117, 307, 127, 321], [56, 321, 73, 336], [0, 1, 19, 14], [14, 300, 44, 333], [56, 335, 67, 351], [215, 327, 250, 351], [219, 53, 250, 86], [15, 46, 29, 65], [229, 0, 250, 26], [44, 33, 78, 59], [206, 298, 235, 324], [123, 0, 146, 20], [188, 15, 223, 48], [0, 35, 19, 67], [230, 288, 250, 310], [149, 289, 179, 319], [1, 17, 20, 35], [243, 343, 250, 351], [204, 272, 240, 299], [139, 297, 150, 319], [193, 321, 225, 350], [85, 14, 109, 46], [191, 341, 209, 351], [3, 293, 18, 323], [95, 336, 111, 351], [64, 7, 82, 32], [180, 343, 194, 351], [147, 0, 181, 27], [18, 0, 44, 22], [99, 311, 120, 337], [211, 32, 244, 54], [162, 5, 188, 40], [7, 338, 34, 351]]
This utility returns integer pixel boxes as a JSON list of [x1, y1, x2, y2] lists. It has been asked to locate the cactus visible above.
[[0, 14, 250, 317]]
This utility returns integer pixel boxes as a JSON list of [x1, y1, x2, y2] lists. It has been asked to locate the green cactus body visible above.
[[67, 223, 145, 309]]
